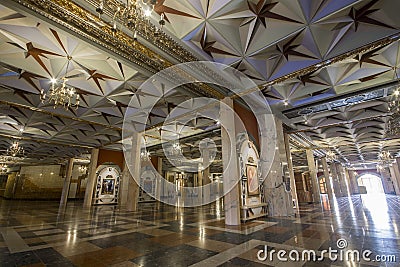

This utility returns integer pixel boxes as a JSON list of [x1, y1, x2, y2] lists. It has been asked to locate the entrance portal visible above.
[[357, 174, 384, 194]]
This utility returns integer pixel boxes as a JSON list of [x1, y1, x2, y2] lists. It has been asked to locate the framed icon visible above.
[[246, 163, 259, 195]]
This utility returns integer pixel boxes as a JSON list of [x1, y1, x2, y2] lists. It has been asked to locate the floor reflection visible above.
[[0, 195, 399, 266]]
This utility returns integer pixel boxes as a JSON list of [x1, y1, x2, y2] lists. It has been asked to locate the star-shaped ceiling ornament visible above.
[[298, 72, 327, 86], [18, 70, 45, 93], [355, 46, 390, 68], [199, 27, 235, 58], [25, 42, 62, 76], [154, 0, 199, 23], [87, 69, 118, 95], [241, 0, 301, 49], [332, 0, 395, 32]]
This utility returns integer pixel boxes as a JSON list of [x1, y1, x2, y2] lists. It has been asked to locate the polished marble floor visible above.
[[0, 194, 399, 266]]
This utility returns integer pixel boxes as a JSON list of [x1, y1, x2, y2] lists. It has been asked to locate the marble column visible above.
[[321, 157, 334, 200], [220, 97, 240, 226], [337, 164, 351, 196], [126, 133, 141, 211], [264, 118, 294, 216], [119, 162, 130, 207], [389, 165, 400, 195], [329, 163, 342, 197], [306, 149, 320, 203], [394, 158, 400, 194], [156, 157, 163, 199], [197, 164, 203, 187], [83, 148, 99, 208], [348, 170, 360, 194], [343, 168, 353, 195], [283, 133, 299, 212], [157, 157, 163, 175], [201, 147, 211, 185], [379, 168, 394, 194], [60, 158, 74, 206]]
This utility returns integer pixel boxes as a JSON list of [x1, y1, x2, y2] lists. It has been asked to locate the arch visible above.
[[357, 173, 384, 194]]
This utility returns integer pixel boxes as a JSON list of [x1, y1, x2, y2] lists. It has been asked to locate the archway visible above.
[[357, 173, 384, 194]]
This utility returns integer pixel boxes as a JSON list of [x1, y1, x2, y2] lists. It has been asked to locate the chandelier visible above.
[[96, 0, 166, 38], [140, 149, 151, 161], [7, 141, 24, 157], [386, 69, 400, 137], [0, 163, 7, 174], [78, 165, 88, 174], [171, 141, 182, 156], [40, 57, 80, 110], [325, 149, 337, 162], [376, 150, 394, 171]]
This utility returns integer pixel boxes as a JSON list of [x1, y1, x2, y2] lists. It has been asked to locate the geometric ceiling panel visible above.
[[159, 0, 400, 87]]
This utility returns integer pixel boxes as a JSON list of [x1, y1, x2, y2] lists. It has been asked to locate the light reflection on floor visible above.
[[0, 195, 399, 266]]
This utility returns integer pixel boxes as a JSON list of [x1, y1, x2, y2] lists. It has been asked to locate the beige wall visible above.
[[12, 165, 65, 199]]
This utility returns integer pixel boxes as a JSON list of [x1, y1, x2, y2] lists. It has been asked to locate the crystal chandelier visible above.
[[78, 165, 88, 174], [7, 141, 24, 157], [140, 149, 151, 161], [0, 163, 7, 174], [325, 149, 337, 162], [376, 150, 394, 171], [96, 0, 166, 38], [40, 57, 80, 110], [386, 69, 400, 137], [171, 141, 182, 156]]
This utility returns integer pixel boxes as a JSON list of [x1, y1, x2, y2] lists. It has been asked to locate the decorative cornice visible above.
[[82, 0, 199, 63]]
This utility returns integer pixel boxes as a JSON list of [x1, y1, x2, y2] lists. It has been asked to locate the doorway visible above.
[[357, 174, 384, 194]]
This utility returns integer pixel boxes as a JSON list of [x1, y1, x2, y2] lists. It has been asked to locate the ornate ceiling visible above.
[[0, 0, 399, 168], [155, 0, 400, 167], [0, 3, 193, 162]]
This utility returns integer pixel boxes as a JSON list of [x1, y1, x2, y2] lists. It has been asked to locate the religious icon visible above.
[[246, 157, 259, 195], [101, 175, 115, 195]]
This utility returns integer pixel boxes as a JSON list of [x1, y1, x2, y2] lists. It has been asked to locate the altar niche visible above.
[[94, 164, 121, 205], [238, 140, 268, 221]]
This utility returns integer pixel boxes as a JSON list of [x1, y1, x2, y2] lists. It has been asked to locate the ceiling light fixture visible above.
[[40, 56, 80, 110], [7, 141, 24, 157], [0, 163, 7, 173], [78, 165, 88, 174], [96, 0, 165, 40], [376, 150, 394, 171], [140, 149, 151, 161], [325, 149, 337, 162], [283, 99, 289, 106]]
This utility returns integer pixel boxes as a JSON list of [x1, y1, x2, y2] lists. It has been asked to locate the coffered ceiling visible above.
[[0, 0, 399, 169]]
